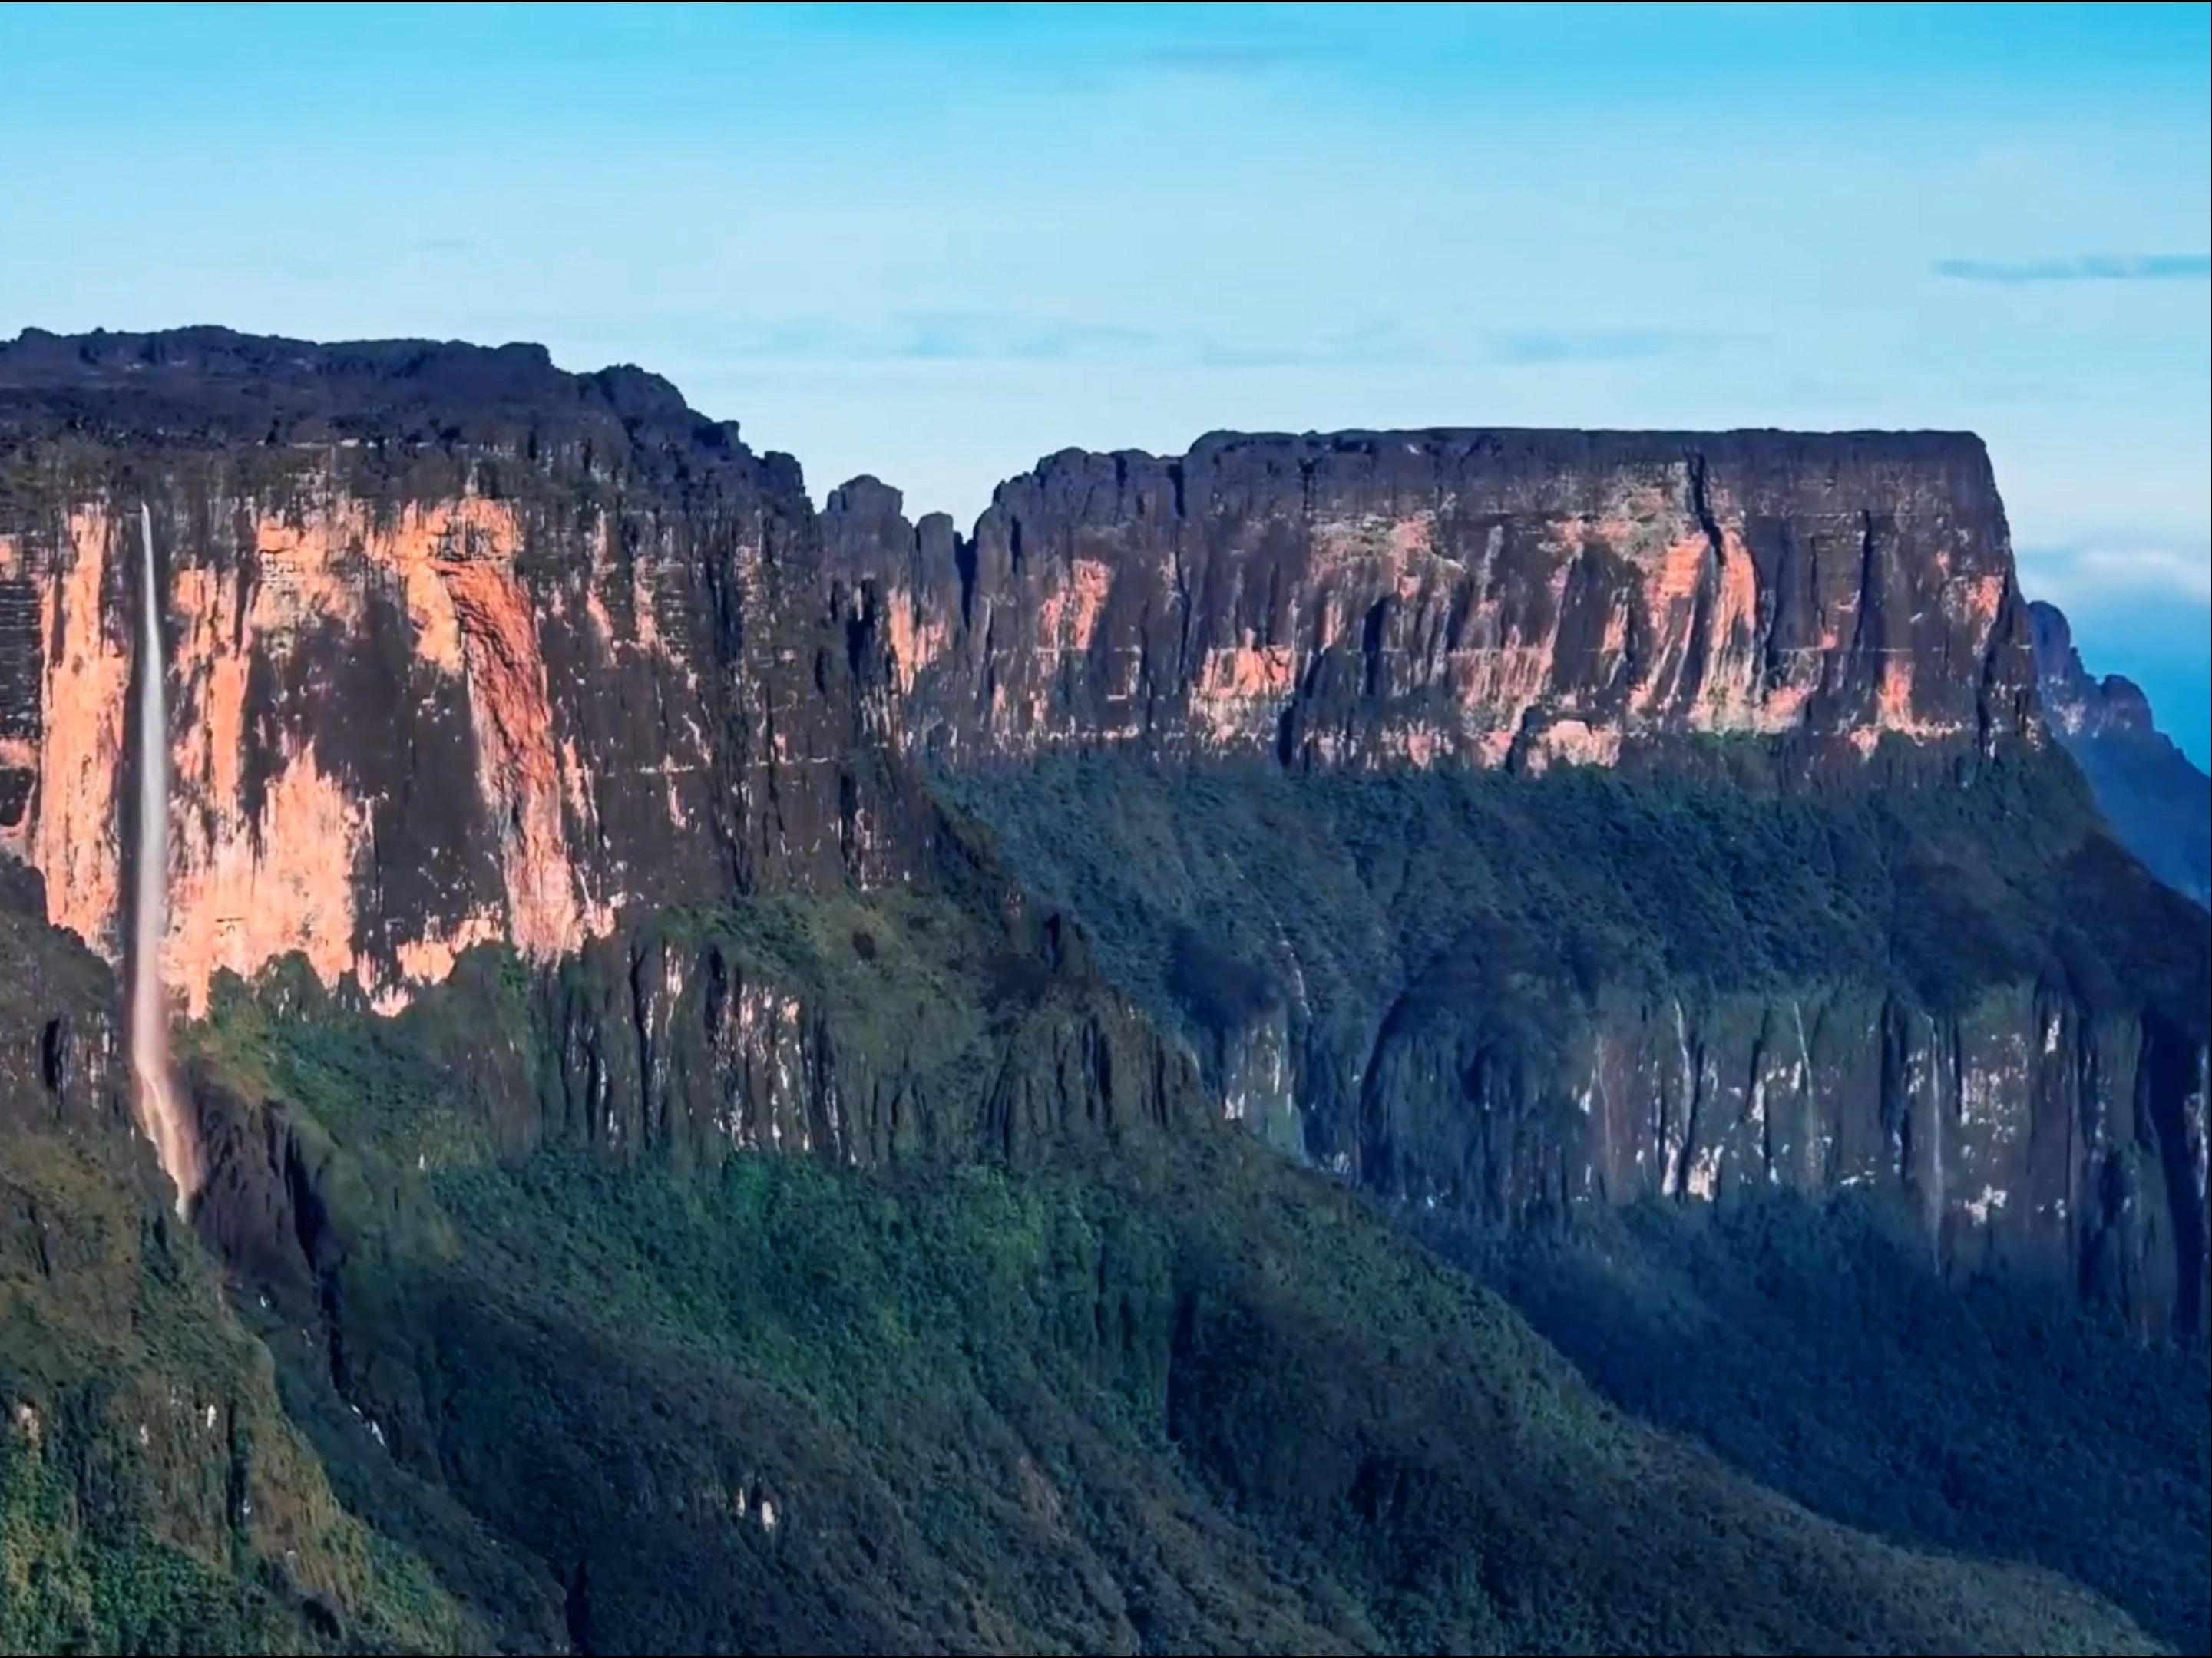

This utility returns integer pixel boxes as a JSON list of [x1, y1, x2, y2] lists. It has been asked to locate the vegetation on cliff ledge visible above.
[[934, 747, 2207, 1065], [1427, 1196, 2211, 1652]]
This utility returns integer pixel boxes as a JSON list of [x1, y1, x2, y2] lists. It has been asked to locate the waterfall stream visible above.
[[130, 504, 197, 1213]]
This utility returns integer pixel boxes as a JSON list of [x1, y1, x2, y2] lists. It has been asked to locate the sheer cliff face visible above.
[[0, 330, 927, 1016], [1357, 983, 2209, 1335], [825, 431, 2037, 779]]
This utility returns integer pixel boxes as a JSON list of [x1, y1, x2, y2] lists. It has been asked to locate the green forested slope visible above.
[[1427, 1195, 2211, 1651], [933, 749, 2206, 1092], [0, 785, 2197, 1654], [0, 874, 474, 1655], [131, 884, 2177, 1652]]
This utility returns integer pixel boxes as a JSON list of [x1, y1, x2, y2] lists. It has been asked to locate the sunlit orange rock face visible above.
[[0, 332, 928, 1015], [2, 489, 673, 1011], [1, 510, 134, 959], [825, 431, 2038, 782]]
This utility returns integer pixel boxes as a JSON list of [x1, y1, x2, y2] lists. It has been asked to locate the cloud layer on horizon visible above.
[[2016, 540, 2212, 605], [1935, 254, 2211, 283]]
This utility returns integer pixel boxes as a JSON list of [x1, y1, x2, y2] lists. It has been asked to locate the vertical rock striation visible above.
[[822, 431, 2037, 780], [0, 337, 2044, 1014]]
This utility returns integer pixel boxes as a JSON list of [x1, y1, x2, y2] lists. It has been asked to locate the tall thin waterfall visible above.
[[131, 504, 197, 1213]]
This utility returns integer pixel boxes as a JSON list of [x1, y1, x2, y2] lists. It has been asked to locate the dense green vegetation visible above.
[[1420, 1194, 2212, 1652], [934, 749, 2209, 1091], [0, 883, 473, 1656], [128, 886, 2161, 1654], [926, 748, 2210, 1648]]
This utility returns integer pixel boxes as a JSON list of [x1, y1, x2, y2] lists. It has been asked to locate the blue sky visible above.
[[3, 2, 2206, 758]]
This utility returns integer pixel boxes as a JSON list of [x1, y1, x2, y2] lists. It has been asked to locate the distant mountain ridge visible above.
[[2031, 599, 2210, 910]]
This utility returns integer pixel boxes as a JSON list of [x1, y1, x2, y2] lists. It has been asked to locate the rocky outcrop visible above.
[[824, 431, 2038, 781], [2031, 599, 2210, 909], [0, 862, 123, 1141], [2032, 602, 2162, 745], [527, 913, 1199, 1171]]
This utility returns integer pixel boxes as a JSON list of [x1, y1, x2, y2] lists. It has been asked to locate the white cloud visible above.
[[2017, 541, 2212, 605]]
